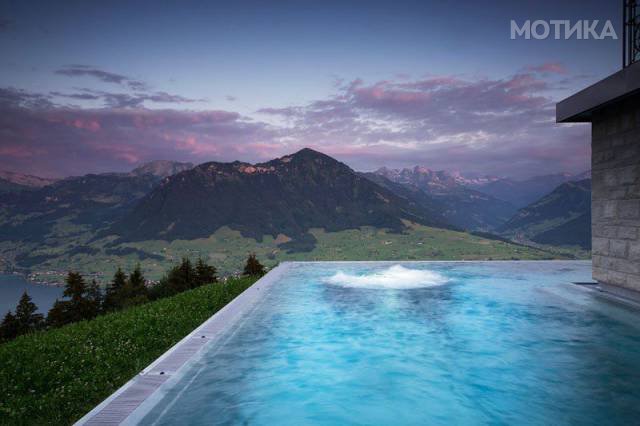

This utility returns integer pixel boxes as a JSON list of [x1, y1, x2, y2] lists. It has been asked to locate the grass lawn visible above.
[[0, 276, 257, 425]]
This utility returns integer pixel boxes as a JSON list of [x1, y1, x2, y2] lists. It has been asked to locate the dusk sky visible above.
[[0, 0, 621, 178]]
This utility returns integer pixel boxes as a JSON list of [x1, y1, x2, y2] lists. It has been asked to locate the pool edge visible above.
[[74, 262, 295, 426]]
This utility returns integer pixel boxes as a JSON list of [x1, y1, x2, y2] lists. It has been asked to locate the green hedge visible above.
[[0, 276, 257, 425]]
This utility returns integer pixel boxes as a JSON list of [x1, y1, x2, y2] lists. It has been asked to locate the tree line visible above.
[[0, 254, 265, 343]]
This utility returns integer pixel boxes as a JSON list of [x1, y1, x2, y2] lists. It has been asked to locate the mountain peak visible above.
[[264, 148, 348, 171], [112, 148, 444, 245], [130, 160, 194, 178], [413, 165, 432, 174], [0, 171, 57, 189], [288, 147, 336, 162], [294, 147, 321, 155]]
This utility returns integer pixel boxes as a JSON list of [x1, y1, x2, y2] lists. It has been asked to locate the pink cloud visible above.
[[352, 84, 432, 108], [0, 64, 590, 179], [70, 119, 101, 132], [0, 102, 273, 176], [256, 67, 589, 177], [0, 146, 40, 158], [525, 62, 568, 75]]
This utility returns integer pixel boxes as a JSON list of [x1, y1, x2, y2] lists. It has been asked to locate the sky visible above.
[[0, 0, 621, 178]]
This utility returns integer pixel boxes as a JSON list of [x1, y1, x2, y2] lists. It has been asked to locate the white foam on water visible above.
[[324, 264, 448, 290]]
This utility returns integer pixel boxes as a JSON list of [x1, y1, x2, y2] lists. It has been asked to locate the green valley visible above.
[[13, 224, 574, 285]]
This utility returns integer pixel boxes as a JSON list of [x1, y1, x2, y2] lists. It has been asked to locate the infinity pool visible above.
[[120, 261, 640, 425]]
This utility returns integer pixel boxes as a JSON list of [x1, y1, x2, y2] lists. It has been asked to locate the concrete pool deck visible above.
[[76, 260, 603, 425]]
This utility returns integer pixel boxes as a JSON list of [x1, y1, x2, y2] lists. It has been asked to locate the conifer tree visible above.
[[149, 257, 223, 301], [104, 267, 127, 311], [61, 271, 93, 323], [128, 264, 146, 293], [195, 258, 217, 286], [179, 258, 194, 289], [118, 264, 149, 308], [165, 258, 195, 293], [0, 311, 18, 341], [243, 253, 265, 276], [46, 299, 68, 328], [87, 279, 103, 317], [148, 275, 173, 300], [14, 291, 44, 335], [64, 272, 87, 302]]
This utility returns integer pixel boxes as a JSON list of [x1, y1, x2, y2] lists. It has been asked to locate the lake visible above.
[[0, 274, 64, 316]]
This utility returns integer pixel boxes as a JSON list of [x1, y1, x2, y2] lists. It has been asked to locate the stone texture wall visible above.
[[591, 96, 640, 294]]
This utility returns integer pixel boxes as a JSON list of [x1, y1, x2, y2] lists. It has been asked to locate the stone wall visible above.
[[591, 96, 640, 294]]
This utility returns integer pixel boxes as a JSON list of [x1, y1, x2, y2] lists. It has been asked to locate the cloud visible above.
[[55, 65, 149, 91], [0, 64, 590, 178], [0, 93, 274, 177], [55, 65, 129, 84], [259, 68, 589, 177], [51, 66, 205, 108], [525, 62, 568, 75], [50, 91, 101, 101], [0, 87, 54, 109], [50, 88, 203, 108], [127, 80, 149, 91]]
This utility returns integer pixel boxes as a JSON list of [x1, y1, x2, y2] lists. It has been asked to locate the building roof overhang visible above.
[[556, 61, 640, 123]]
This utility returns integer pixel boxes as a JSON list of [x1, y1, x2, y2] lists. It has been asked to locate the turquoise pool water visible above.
[[136, 261, 640, 425]]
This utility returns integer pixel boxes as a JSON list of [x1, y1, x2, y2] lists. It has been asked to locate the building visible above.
[[557, 5, 640, 298]]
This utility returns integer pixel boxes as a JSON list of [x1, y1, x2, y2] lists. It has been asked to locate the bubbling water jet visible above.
[[324, 264, 448, 289]]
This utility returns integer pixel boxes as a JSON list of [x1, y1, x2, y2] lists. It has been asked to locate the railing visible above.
[[623, 0, 640, 67]]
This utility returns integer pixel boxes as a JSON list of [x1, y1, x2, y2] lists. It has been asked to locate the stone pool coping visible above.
[[75, 260, 594, 425]]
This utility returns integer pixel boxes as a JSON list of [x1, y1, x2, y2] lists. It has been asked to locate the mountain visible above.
[[373, 166, 517, 231], [372, 166, 591, 210], [375, 167, 507, 189], [111, 149, 449, 250], [0, 162, 192, 195], [498, 179, 591, 249], [0, 149, 569, 282], [358, 172, 448, 223], [130, 160, 194, 179], [375, 166, 466, 192], [531, 211, 591, 248], [467, 172, 590, 208], [0, 171, 57, 194], [0, 161, 205, 272], [571, 170, 592, 181], [0, 162, 194, 245], [0, 173, 160, 245]]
